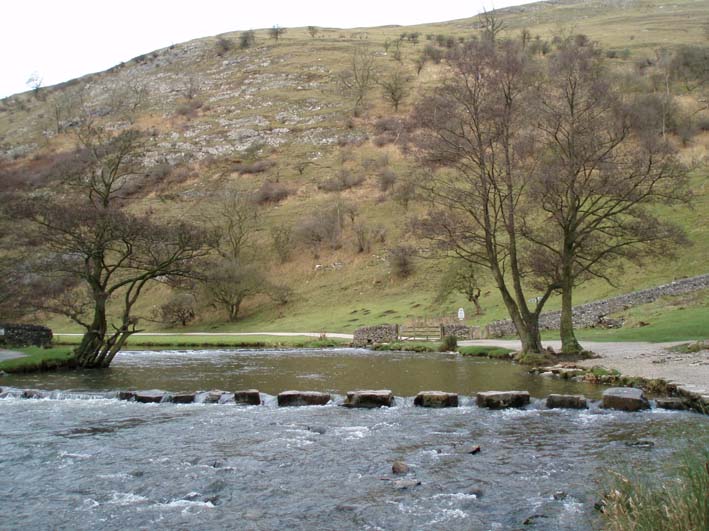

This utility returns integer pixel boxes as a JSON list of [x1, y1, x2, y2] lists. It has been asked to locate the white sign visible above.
[[457, 308, 465, 321]]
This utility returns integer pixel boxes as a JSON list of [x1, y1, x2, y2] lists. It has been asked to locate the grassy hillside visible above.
[[1, 0, 707, 336]]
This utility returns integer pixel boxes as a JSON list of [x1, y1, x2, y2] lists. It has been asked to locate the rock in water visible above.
[[134, 390, 166, 403], [393, 479, 421, 490], [476, 391, 530, 409], [233, 389, 261, 405], [392, 461, 409, 474], [170, 392, 196, 404], [602, 388, 650, 412], [546, 394, 588, 409], [117, 391, 136, 401], [277, 391, 331, 407], [655, 397, 687, 411], [413, 391, 459, 408], [342, 390, 394, 408]]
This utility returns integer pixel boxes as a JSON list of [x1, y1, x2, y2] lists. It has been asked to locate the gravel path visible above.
[[459, 339, 709, 397]]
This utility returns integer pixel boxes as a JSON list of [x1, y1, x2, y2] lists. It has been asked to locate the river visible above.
[[1, 348, 707, 530]]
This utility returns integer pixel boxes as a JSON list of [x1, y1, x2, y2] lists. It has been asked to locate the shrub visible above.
[[439, 335, 458, 352], [215, 37, 234, 56], [377, 169, 397, 191], [295, 208, 343, 257], [239, 30, 256, 49], [353, 223, 372, 253], [159, 293, 196, 327], [254, 180, 289, 204], [318, 169, 365, 192], [388, 244, 416, 278], [423, 44, 444, 64], [232, 160, 275, 174], [176, 99, 203, 118], [271, 224, 294, 262]]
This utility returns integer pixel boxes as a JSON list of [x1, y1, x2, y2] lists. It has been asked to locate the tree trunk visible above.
[[75, 294, 108, 368], [559, 260, 583, 355]]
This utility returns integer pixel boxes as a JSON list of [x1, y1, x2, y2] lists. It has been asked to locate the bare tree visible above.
[[307, 26, 319, 39], [412, 40, 551, 355], [526, 37, 689, 353], [269, 25, 287, 42], [379, 68, 411, 112], [203, 261, 263, 321], [239, 30, 256, 49], [480, 8, 506, 44], [337, 45, 378, 115], [6, 127, 210, 368]]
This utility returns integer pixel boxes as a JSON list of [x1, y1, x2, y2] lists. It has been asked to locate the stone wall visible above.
[[441, 325, 483, 340], [0, 323, 53, 347], [353, 325, 399, 347], [483, 274, 709, 338]]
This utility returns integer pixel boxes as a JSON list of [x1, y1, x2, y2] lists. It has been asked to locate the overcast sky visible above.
[[1, 0, 537, 99]]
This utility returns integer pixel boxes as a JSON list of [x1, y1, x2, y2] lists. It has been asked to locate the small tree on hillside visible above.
[[337, 45, 378, 115], [379, 68, 411, 112], [308, 26, 319, 39], [269, 25, 287, 43]]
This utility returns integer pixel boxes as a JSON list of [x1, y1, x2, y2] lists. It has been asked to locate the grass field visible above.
[[0, 346, 75, 373]]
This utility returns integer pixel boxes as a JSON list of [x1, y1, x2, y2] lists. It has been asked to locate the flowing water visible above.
[[1, 348, 707, 531]]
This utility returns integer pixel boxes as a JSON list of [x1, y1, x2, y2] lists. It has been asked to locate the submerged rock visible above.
[[393, 479, 421, 490], [233, 389, 261, 405], [602, 387, 650, 412], [413, 391, 459, 408], [392, 461, 409, 474], [655, 397, 687, 411], [277, 391, 331, 407], [624, 440, 655, 449], [546, 394, 588, 409], [202, 390, 227, 404], [342, 389, 394, 408], [307, 426, 327, 435], [476, 391, 530, 409], [457, 445, 481, 455], [22, 389, 46, 399], [134, 390, 166, 403]]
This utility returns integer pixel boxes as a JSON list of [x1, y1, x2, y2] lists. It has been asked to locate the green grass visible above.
[[601, 450, 709, 531], [53, 334, 350, 349], [541, 289, 709, 343], [371, 341, 438, 352], [0, 346, 76, 373], [458, 346, 514, 359]]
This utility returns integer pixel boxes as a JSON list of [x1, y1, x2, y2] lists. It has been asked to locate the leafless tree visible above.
[[480, 8, 506, 44], [307, 26, 319, 39], [412, 40, 551, 355], [379, 68, 411, 112], [6, 126, 210, 368], [269, 25, 287, 42], [337, 45, 378, 115], [526, 37, 689, 353], [203, 260, 263, 321]]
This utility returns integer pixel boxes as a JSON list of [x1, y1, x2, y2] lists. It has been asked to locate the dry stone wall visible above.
[[353, 325, 399, 347], [0, 323, 53, 347], [484, 274, 709, 338]]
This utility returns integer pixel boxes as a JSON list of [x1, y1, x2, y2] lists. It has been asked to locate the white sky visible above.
[[1, 0, 536, 99]]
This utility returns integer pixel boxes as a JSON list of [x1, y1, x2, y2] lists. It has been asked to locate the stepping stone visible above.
[[134, 390, 166, 403], [413, 391, 459, 408], [602, 387, 650, 412], [655, 397, 687, 411], [170, 392, 196, 404], [546, 394, 588, 409], [233, 389, 261, 405], [476, 391, 530, 409], [277, 391, 331, 407], [117, 391, 136, 401], [342, 390, 394, 408]]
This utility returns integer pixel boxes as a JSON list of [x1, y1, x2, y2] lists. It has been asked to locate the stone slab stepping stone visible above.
[[21, 389, 46, 399], [476, 391, 530, 409], [233, 389, 261, 405], [655, 397, 688, 411], [602, 387, 650, 411], [546, 394, 588, 409], [343, 390, 394, 408], [277, 391, 331, 407], [170, 392, 196, 404], [117, 391, 136, 401], [134, 390, 166, 403], [414, 391, 459, 408], [201, 390, 228, 404]]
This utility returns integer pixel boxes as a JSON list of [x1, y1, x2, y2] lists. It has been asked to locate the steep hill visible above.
[[1, 0, 707, 335]]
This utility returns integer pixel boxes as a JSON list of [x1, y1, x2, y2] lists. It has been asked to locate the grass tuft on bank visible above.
[[53, 335, 350, 349], [0, 346, 76, 373], [601, 450, 709, 531]]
